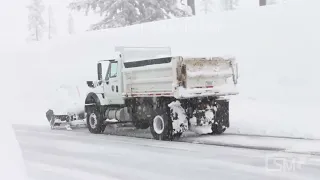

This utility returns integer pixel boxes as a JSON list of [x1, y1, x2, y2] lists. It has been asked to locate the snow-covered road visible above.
[[14, 125, 320, 180]]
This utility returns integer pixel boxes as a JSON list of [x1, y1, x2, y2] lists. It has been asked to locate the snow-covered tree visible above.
[[27, 0, 45, 41], [200, 0, 213, 14], [48, 5, 57, 39], [222, 0, 238, 10], [68, 0, 191, 30], [178, 0, 192, 14], [68, 13, 75, 34]]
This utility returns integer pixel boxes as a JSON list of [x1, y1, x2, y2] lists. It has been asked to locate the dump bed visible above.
[[174, 57, 239, 98], [119, 47, 238, 99]]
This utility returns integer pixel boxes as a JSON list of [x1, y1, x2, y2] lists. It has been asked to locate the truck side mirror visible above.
[[97, 63, 102, 80], [87, 81, 95, 88]]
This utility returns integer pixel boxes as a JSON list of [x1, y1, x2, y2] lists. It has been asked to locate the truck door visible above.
[[104, 61, 124, 105]]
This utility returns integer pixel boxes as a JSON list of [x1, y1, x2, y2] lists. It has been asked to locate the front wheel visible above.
[[86, 106, 106, 134]]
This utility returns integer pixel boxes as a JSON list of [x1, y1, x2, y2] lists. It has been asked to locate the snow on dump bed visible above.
[[118, 46, 172, 62], [15, 0, 320, 138]]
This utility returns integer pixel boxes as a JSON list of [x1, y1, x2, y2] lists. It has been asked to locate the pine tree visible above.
[[68, 0, 191, 30], [178, 0, 193, 15], [222, 0, 238, 10], [68, 13, 75, 34], [27, 0, 45, 41], [200, 0, 213, 14], [48, 5, 57, 39]]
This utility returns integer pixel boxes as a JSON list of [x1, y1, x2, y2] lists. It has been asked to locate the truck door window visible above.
[[109, 62, 118, 78]]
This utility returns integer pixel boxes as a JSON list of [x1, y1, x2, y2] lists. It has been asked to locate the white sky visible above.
[[0, 0, 28, 45]]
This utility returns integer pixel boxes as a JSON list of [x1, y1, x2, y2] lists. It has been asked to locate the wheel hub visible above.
[[89, 113, 97, 129], [153, 115, 164, 134]]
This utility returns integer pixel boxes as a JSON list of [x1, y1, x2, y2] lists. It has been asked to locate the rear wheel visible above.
[[86, 106, 106, 134], [211, 124, 226, 134], [150, 109, 181, 140]]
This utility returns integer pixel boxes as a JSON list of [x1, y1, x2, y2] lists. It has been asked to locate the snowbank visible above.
[[15, 0, 320, 138], [0, 117, 29, 180], [0, 44, 29, 179]]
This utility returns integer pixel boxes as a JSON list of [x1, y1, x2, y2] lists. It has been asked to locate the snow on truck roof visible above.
[[179, 56, 236, 61], [114, 46, 234, 63], [116, 46, 172, 63]]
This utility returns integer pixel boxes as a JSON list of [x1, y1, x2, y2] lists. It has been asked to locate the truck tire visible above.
[[86, 106, 106, 134], [150, 109, 178, 140], [211, 124, 226, 134]]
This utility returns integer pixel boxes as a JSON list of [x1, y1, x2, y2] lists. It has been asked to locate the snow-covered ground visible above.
[[0, 64, 29, 180], [13, 0, 320, 139], [0, 120, 29, 179], [14, 124, 320, 180]]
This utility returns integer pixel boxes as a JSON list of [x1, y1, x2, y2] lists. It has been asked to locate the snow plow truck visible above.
[[85, 47, 239, 140]]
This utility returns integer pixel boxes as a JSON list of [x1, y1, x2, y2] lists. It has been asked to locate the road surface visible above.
[[14, 125, 320, 180]]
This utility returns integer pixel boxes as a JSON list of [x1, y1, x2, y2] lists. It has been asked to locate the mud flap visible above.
[[215, 100, 229, 128]]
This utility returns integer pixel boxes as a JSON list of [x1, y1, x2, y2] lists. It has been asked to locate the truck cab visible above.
[[102, 59, 124, 105]]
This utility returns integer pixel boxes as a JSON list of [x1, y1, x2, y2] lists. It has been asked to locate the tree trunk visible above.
[[36, 26, 39, 41], [48, 13, 51, 39], [187, 0, 196, 15], [259, 0, 267, 6]]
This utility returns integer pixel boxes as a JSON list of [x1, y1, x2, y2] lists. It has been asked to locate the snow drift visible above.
[[0, 45, 29, 180], [14, 0, 320, 138], [0, 116, 29, 180]]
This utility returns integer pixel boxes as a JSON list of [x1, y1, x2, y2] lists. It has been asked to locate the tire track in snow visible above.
[[13, 124, 320, 154]]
